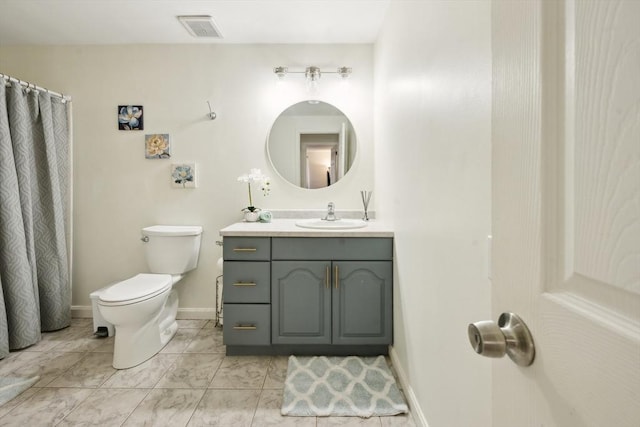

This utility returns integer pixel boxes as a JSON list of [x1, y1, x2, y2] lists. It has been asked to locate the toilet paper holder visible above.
[[467, 312, 535, 366]]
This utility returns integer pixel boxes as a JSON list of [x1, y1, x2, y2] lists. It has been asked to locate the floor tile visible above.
[[252, 389, 317, 426], [0, 387, 93, 426], [47, 327, 104, 353], [263, 355, 289, 389], [23, 332, 67, 353], [155, 353, 224, 389], [160, 328, 200, 354], [209, 356, 271, 389], [90, 336, 115, 353], [69, 318, 94, 328], [10, 351, 86, 387], [48, 352, 116, 388], [0, 351, 31, 376], [188, 389, 260, 427], [184, 328, 225, 354], [177, 319, 208, 329], [0, 387, 39, 418], [102, 354, 179, 388], [317, 416, 382, 426], [203, 320, 218, 329], [57, 388, 149, 426], [123, 388, 205, 427], [379, 414, 417, 426]]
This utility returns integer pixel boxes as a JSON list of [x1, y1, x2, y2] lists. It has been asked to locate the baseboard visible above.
[[175, 308, 215, 320], [71, 305, 93, 318], [71, 305, 215, 320], [389, 346, 429, 427]]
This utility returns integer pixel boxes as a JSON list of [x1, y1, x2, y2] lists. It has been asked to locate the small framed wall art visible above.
[[145, 134, 171, 159], [118, 105, 144, 130], [171, 163, 197, 189]]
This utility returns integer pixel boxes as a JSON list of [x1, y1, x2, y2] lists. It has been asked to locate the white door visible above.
[[338, 122, 346, 180], [492, 1, 639, 426]]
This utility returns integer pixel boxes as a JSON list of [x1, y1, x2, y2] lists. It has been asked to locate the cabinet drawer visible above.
[[223, 262, 270, 303], [272, 237, 393, 260], [223, 304, 271, 346], [223, 237, 271, 261]]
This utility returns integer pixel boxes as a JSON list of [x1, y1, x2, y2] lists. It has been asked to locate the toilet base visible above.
[[112, 289, 179, 369]]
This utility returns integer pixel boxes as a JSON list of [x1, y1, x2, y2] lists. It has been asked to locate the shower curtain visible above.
[[0, 80, 71, 359]]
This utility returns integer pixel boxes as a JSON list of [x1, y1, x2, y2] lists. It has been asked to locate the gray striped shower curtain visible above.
[[0, 80, 71, 358]]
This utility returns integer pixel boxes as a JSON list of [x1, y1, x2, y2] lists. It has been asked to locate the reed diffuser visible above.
[[360, 190, 372, 221]]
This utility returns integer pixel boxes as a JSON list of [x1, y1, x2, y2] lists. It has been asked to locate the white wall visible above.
[[374, 1, 492, 426], [0, 44, 373, 310]]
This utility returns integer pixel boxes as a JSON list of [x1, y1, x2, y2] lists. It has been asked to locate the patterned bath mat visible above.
[[281, 355, 408, 417]]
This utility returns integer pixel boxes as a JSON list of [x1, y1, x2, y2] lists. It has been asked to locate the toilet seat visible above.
[[98, 273, 172, 306]]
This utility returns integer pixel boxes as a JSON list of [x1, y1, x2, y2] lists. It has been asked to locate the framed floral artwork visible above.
[[118, 105, 143, 130], [171, 163, 197, 189], [145, 134, 171, 159]]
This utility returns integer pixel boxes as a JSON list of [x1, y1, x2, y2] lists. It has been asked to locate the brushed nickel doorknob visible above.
[[468, 312, 535, 366]]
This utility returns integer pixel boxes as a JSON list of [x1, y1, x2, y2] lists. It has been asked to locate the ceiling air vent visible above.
[[178, 15, 223, 39]]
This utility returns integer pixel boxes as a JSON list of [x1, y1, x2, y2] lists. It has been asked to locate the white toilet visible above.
[[95, 225, 203, 369]]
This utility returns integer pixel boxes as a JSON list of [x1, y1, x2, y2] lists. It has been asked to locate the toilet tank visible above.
[[142, 225, 203, 274]]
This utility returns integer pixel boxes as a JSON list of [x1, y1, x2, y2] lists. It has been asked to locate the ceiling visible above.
[[0, 0, 391, 45]]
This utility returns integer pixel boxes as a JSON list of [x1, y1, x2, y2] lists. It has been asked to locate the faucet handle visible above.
[[323, 202, 338, 221]]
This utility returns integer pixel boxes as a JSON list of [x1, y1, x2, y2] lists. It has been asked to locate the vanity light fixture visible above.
[[273, 66, 352, 81]]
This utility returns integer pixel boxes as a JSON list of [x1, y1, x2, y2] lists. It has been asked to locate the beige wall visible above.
[[0, 44, 374, 311], [374, 1, 492, 426]]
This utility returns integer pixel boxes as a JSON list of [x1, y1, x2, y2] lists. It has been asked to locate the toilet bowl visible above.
[[95, 225, 202, 369]]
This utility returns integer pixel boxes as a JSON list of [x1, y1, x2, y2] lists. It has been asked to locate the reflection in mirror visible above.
[[267, 101, 356, 189]]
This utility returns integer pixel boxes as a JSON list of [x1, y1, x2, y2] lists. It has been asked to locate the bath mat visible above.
[[281, 355, 408, 417], [0, 375, 39, 406]]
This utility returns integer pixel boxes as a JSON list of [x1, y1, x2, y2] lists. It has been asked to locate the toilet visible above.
[[94, 225, 203, 369]]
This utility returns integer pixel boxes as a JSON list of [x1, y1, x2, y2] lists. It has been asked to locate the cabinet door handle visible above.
[[233, 248, 257, 252], [232, 282, 257, 287], [334, 265, 339, 289], [325, 266, 330, 289], [233, 325, 257, 330]]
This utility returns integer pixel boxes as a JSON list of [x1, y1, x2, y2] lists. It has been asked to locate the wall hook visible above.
[[207, 101, 217, 120]]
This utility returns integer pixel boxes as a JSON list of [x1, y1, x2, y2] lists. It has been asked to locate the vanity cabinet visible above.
[[221, 234, 393, 355]]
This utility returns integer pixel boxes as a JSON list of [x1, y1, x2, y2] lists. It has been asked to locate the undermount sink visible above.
[[295, 218, 368, 230]]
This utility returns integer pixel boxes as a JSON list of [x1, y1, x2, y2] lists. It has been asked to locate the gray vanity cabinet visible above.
[[271, 237, 393, 346], [222, 235, 393, 353]]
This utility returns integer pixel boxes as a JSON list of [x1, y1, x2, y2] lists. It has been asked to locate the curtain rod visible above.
[[0, 73, 71, 102]]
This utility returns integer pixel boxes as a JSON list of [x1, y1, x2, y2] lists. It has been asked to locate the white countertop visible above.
[[219, 218, 394, 237]]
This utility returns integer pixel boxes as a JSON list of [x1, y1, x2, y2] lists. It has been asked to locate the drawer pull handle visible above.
[[233, 282, 257, 287], [325, 266, 330, 289], [233, 325, 257, 330], [233, 248, 257, 252]]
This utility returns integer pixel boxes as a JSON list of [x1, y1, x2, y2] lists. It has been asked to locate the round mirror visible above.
[[267, 101, 357, 189]]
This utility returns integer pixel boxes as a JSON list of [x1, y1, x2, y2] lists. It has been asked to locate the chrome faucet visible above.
[[323, 202, 338, 221]]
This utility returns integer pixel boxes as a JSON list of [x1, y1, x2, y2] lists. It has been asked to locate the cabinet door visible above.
[[272, 261, 331, 344], [332, 261, 392, 345]]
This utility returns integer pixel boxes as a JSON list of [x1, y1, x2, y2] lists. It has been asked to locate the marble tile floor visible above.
[[0, 318, 416, 427]]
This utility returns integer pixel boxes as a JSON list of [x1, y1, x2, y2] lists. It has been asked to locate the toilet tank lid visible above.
[[143, 225, 203, 236]]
